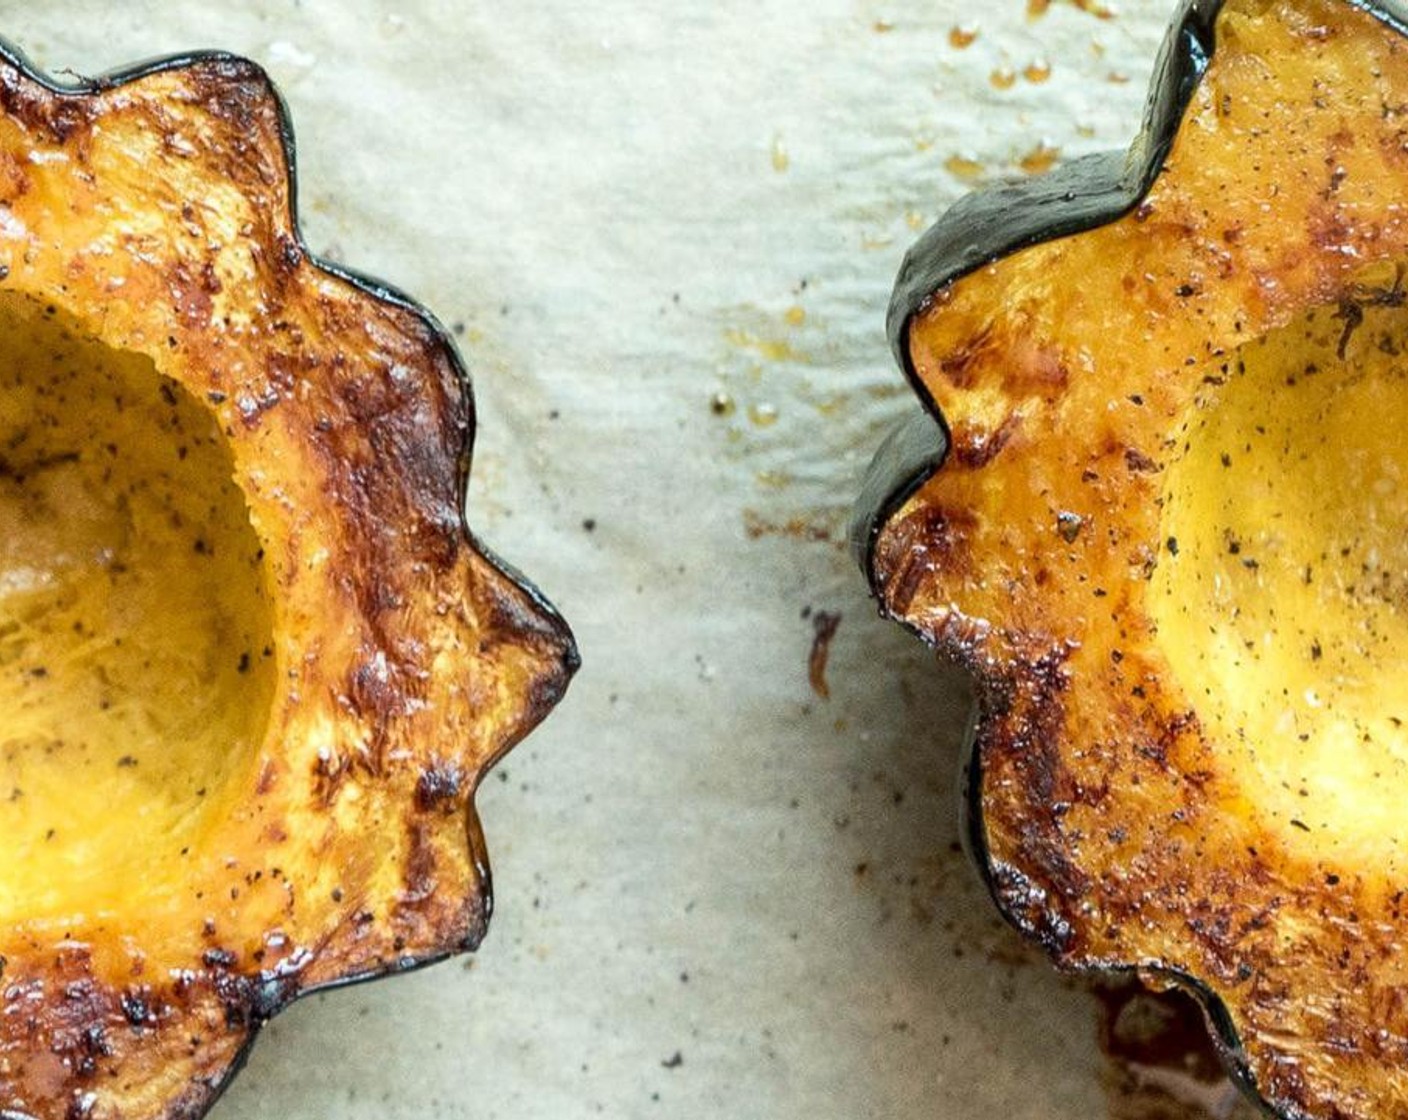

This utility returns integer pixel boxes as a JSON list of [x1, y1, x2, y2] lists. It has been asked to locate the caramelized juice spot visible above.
[[1024, 59, 1053, 83], [771, 134, 790, 173], [748, 402, 780, 428], [945, 154, 986, 181], [1074, 0, 1117, 18], [1018, 142, 1060, 175], [949, 25, 979, 49]]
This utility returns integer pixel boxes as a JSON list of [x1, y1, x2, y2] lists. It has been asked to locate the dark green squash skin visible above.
[[852, 3, 1408, 1118], [0, 34, 578, 1120]]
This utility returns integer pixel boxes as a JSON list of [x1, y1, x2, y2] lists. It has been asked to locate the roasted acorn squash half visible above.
[[858, 0, 1408, 1116], [0, 41, 576, 1120]]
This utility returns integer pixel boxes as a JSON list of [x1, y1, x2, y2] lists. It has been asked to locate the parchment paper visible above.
[[0, 3, 1180, 1117]]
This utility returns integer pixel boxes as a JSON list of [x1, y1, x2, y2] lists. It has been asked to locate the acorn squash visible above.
[[859, 0, 1408, 1117], [0, 40, 576, 1120]]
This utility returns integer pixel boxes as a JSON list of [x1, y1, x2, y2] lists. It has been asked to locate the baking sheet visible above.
[[0, 2, 1222, 1117]]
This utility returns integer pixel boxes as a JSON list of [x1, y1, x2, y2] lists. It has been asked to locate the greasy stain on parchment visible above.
[[710, 292, 911, 550], [1095, 977, 1262, 1120]]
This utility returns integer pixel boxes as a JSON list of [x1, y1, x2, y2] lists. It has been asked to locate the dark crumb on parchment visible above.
[[807, 611, 842, 700]]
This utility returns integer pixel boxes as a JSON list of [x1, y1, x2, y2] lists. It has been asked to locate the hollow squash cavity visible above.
[[1152, 274, 1408, 866], [0, 292, 274, 924]]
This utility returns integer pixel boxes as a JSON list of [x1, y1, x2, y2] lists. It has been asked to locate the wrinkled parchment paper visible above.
[[3, 3, 1176, 1116]]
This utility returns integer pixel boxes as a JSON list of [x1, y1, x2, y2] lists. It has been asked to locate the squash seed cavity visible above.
[[0, 293, 275, 924], [1153, 277, 1408, 863]]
